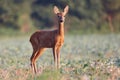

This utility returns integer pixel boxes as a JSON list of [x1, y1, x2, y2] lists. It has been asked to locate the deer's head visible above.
[[54, 5, 69, 23]]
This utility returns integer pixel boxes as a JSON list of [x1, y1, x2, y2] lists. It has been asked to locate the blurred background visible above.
[[0, 0, 120, 36]]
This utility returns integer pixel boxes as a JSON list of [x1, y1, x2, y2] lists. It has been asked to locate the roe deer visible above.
[[30, 5, 69, 73]]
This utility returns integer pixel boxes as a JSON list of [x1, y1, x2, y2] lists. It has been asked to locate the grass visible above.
[[0, 34, 120, 80]]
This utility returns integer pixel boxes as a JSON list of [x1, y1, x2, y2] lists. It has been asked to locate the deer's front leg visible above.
[[53, 47, 57, 68], [56, 47, 60, 69]]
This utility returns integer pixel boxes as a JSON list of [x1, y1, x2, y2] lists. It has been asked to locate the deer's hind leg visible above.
[[30, 48, 38, 74], [30, 41, 39, 73], [32, 48, 45, 73]]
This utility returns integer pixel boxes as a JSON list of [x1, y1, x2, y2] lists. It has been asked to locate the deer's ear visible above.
[[54, 6, 60, 14], [63, 5, 69, 16]]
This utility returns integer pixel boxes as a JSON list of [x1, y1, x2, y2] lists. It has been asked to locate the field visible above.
[[0, 34, 120, 80]]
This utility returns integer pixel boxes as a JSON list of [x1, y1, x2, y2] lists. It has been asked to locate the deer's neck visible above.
[[58, 22, 64, 37]]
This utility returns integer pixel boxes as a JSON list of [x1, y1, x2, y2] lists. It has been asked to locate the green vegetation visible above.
[[0, 0, 120, 35], [0, 35, 120, 80]]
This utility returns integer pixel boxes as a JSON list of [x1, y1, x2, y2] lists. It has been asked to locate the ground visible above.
[[0, 34, 120, 80]]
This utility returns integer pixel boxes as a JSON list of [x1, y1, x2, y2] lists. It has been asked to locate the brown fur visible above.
[[30, 5, 69, 73]]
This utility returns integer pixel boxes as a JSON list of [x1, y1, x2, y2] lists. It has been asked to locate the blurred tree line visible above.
[[0, 0, 120, 33]]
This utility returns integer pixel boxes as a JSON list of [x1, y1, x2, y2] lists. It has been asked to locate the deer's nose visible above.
[[60, 19, 64, 22]]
